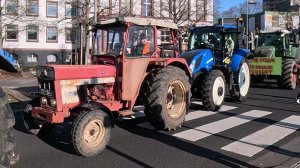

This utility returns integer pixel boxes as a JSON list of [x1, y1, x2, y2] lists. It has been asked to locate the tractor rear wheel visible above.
[[230, 58, 251, 102], [0, 88, 16, 168], [200, 70, 226, 111], [143, 66, 191, 130], [278, 59, 297, 89], [23, 98, 55, 136], [71, 110, 111, 157]]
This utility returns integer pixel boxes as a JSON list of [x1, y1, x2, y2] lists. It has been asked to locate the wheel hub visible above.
[[239, 63, 250, 97], [212, 76, 225, 106], [165, 80, 186, 119], [218, 87, 223, 96], [83, 119, 105, 148]]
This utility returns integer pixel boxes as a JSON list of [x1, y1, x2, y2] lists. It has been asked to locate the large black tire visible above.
[[230, 58, 251, 102], [0, 88, 16, 168], [143, 66, 191, 130], [23, 98, 55, 136], [278, 59, 297, 89], [71, 110, 111, 157], [200, 70, 226, 111]]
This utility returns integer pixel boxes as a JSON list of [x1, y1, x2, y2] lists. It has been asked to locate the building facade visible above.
[[263, 0, 300, 12], [2, 0, 213, 66]]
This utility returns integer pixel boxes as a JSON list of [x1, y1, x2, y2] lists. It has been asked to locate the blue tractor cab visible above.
[[181, 24, 253, 110]]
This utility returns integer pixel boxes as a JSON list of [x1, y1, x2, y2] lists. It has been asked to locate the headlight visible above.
[[41, 97, 47, 105], [50, 99, 56, 107], [189, 60, 196, 73]]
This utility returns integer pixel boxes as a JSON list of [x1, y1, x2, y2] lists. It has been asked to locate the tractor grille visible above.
[[38, 79, 55, 97]]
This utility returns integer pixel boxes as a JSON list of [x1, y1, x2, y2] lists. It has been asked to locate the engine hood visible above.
[[180, 49, 207, 64], [255, 46, 275, 57], [37, 65, 116, 80]]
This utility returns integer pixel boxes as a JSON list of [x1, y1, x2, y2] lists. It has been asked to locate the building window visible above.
[[27, 54, 38, 63], [47, 1, 58, 17], [27, 0, 38, 16], [47, 27, 58, 42], [47, 54, 57, 63], [27, 25, 38, 42], [65, 3, 76, 18], [6, 0, 18, 15], [142, 0, 152, 16], [65, 28, 75, 42], [6, 25, 18, 41], [120, 0, 131, 15]]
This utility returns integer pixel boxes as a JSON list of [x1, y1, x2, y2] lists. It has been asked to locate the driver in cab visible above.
[[129, 33, 151, 56], [225, 34, 234, 56]]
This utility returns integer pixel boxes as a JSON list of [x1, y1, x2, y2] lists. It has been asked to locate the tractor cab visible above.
[[255, 29, 299, 58], [188, 25, 240, 63]]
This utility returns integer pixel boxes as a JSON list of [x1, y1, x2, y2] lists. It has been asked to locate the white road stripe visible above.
[[221, 115, 300, 157], [185, 105, 237, 121], [138, 105, 237, 130], [173, 110, 272, 142]]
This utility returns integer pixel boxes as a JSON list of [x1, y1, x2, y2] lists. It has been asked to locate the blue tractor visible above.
[[181, 25, 253, 111]]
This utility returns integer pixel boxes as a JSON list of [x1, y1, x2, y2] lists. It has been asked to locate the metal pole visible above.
[[80, 23, 83, 65], [246, 0, 249, 50]]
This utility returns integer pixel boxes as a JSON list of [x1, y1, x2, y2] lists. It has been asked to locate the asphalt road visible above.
[[6, 81, 300, 168]]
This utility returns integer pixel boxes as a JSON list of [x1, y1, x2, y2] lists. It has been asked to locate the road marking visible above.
[[221, 115, 300, 157], [138, 105, 237, 129], [185, 105, 237, 121], [291, 161, 300, 168], [173, 110, 272, 142]]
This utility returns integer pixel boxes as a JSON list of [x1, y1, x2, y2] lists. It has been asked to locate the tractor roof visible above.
[[191, 24, 237, 33], [97, 17, 178, 30], [260, 28, 290, 34]]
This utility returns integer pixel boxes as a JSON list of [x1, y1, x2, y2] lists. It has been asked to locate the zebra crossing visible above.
[[132, 101, 300, 158]]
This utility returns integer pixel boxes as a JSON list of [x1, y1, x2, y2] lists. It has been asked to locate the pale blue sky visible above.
[[220, 0, 244, 12]]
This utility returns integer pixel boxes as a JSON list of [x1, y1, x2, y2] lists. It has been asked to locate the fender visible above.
[[80, 101, 115, 127], [231, 49, 252, 72], [164, 58, 192, 77]]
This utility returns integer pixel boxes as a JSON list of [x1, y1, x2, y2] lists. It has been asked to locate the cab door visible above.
[[122, 25, 156, 101]]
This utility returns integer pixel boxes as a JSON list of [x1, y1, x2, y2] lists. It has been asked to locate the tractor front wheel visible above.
[[201, 70, 226, 111], [230, 58, 251, 102], [278, 59, 297, 89], [143, 66, 191, 130], [71, 110, 111, 157]]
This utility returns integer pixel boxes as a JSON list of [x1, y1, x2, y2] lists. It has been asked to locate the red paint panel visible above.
[[50, 65, 116, 80], [32, 107, 66, 123]]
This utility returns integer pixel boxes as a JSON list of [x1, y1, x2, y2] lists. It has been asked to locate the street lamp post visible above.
[[247, 0, 257, 50], [247, 0, 249, 50]]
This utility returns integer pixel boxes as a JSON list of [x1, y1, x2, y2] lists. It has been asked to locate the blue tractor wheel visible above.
[[200, 70, 226, 111], [230, 58, 251, 102]]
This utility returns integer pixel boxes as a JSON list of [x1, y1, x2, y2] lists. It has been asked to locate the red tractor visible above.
[[24, 17, 191, 157]]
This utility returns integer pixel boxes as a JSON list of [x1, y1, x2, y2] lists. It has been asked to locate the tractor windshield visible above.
[[93, 26, 125, 56], [258, 33, 282, 47], [189, 31, 222, 50]]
